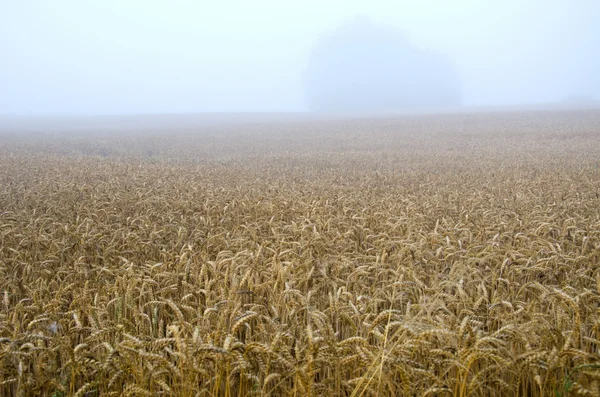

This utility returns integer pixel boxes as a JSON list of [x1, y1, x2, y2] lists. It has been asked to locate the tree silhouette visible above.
[[305, 18, 462, 112]]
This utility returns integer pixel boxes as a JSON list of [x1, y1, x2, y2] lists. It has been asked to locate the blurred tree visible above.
[[305, 17, 462, 112]]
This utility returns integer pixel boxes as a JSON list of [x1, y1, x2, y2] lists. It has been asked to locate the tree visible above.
[[305, 17, 462, 112]]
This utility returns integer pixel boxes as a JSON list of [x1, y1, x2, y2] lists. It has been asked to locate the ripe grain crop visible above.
[[1, 110, 600, 396]]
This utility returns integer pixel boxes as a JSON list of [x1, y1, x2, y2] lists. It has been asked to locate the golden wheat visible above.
[[0, 110, 599, 396]]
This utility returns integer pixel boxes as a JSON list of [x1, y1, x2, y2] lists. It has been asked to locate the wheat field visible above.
[[1, 110, 600, 396]]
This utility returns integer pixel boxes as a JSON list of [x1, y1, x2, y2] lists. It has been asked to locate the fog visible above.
[[1, 0, 598, 115]]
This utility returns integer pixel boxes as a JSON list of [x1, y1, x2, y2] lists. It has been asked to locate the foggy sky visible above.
[[1, 0, 599, 115]]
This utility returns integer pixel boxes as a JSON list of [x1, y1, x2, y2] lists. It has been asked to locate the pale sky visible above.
[[1, 0, 598, 114]]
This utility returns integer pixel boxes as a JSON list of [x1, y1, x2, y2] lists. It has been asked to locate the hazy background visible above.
[[1, 0, 599, 115]]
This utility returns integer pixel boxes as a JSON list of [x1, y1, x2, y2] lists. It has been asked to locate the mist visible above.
[[1, 0, 598, 115]]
